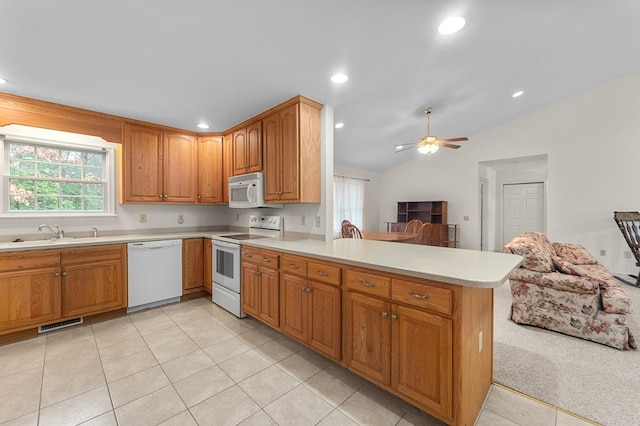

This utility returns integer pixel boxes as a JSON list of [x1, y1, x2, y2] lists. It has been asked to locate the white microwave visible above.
[[228, 172, 283, 209]]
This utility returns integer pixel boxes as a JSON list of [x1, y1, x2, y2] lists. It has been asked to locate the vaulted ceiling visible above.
[[1, 1, 639, 172]]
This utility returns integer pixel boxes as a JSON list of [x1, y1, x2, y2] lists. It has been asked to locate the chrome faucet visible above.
[[91, 226, 99, 238], [38, 224, 64, 239]]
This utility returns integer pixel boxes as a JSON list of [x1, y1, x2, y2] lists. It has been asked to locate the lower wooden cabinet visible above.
[[0, 244, 127, 336], [183, 238, 205, 295], [241, 247, 279, 328], [0, 267, 62, 333]]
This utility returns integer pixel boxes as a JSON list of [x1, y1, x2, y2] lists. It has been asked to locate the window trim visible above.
[[0, 128, 118, 217]]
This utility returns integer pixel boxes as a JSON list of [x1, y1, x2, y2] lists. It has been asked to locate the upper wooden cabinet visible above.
[[233, 121, 262, 175], [122, 123, 197, 203], [197, 135, 224, 204], [263, 100, 322, 203], [222, 134, 233, 203]]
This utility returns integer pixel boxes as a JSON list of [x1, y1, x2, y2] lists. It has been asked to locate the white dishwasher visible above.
[[127, 239, 183, 313]]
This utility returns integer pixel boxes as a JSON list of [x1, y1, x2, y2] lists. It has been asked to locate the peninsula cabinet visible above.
[[232, 121, 262, 176], [122, 123, 197, 203], [263, 98, 322, 203], [344, 267, 491, 426], [197, 135, 224, 204], [0, 244, 127, 336], [241, 247, 279, 328], [279, 254, 341, 361]]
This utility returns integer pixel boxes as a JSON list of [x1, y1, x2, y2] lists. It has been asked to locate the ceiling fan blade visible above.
[[440, 143, 461, 149], [394, 144, 418, 153], [438, 137, 468, 143]]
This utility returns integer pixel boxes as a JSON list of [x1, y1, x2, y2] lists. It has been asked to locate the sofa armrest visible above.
[[509, 268, 599, 294]]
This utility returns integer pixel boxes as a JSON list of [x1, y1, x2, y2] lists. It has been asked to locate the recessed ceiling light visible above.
[[438, 17, 466, 35], [196, 123, 210, 129], [330, 73, 349, 84], [512, 90, 524, 98], [334, 122, 344, 129], [0, 77, 7, 84]]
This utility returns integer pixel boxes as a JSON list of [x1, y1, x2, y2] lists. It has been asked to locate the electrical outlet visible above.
[[301, 215, 306, 225], [624, 251, 632, 259], [478, 330, 483, 353], [139, 214, 147, 224], [177, 214, 184, 224], [600, 249, 606, 256], [463, 215, 470, 221], [236, 214, 240, 222], [315, 216, 321, 227]]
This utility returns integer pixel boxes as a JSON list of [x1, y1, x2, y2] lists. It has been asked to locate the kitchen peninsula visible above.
[[239, 238, 522, 426]]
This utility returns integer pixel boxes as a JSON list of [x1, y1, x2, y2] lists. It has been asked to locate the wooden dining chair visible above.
[[404, 219, 423, 234], [342, 223, 363, 239], [415, 222, 433, 245], [341, 220, 352, 238]]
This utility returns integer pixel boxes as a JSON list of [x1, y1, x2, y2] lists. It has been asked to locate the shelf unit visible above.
[[396, 201, 447, 224]]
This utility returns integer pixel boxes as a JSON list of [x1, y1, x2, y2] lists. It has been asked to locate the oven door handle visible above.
[[212, 239, 241, 250]]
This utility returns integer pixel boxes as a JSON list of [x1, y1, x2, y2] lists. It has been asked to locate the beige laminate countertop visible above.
[[0, 231, 233, 252], [242, 238, 523, 289]]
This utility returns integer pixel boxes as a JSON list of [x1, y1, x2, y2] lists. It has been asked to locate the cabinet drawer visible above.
[[346, 270, 390, 298], [307, 262, 341, 286], [392, 279, 453, 315], [281, 255, 307, 276], [242, 247, 279, 268], [0, 250, 60, 272], [61, 244, 123, 264]]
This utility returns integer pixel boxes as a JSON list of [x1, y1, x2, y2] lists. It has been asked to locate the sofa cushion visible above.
[[504, 232, 556, 272], [552, 256, 588, 276], [552, 242, 598, 265]]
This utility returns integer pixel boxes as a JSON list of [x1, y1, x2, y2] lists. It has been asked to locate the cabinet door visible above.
[[122, 123, 163, 202], [183, 238, 204, 294], [246, 121, 262, 173], [62, 260, 122, 318], [164, 132, 197, 203], [204, 239, 212, 293], [198, 136, 223, 204], [241, 262, 259, 317], [280, 273, 307, 342], [232, 128, 247, 175], [258, 267, 279, 328], [222, 134, 233, 203], [307, 280, 340, 361], [0, 267, 61, 333], [391, 304, 452, 419], [345, 291, 391, 386], [279, 104, 300, 201], [263, 111, 281, 201]]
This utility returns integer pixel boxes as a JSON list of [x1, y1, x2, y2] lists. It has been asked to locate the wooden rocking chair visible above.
[[613, 211, 640, 287]]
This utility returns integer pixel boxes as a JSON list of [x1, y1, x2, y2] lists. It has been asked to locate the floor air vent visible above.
[[38, 317, 83, 333]]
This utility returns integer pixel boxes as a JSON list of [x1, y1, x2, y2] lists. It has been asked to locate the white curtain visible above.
[[333, 176, 365, 237]]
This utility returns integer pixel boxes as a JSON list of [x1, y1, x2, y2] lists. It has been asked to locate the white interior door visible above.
[[502, 182, 544, 246]]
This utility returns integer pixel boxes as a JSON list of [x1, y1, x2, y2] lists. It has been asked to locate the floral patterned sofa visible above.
[[504, 232, 636, 350]]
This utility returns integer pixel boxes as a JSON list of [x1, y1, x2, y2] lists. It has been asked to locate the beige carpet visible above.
[[493, 279, 640, 426]]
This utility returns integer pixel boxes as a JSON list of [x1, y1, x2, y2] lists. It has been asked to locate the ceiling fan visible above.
[[394, 107, 468, 154]]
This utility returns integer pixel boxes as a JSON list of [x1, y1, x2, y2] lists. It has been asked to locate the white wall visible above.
[[379, 73, 640, 275], [333, 163, 381, 232]]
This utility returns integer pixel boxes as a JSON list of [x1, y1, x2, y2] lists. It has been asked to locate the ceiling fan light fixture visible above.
[[417, 144, 439, 154], [438, 17, 466, 35]]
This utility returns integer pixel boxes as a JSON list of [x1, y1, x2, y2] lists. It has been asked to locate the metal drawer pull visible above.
[[382, 312, 388, 318], [289, 264, 299, 269], [301, 286, 311, 293], [316, 271, 329, 276], [358, 280, 376, 288], [408, 290, 430, 300], [263, 257, 271, 263], [254, 271, 261, 276], [391, 314, 397, 320], [245, 253, 253, 257]]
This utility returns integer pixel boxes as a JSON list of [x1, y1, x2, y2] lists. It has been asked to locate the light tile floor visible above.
[[0, 298, 597, 426]]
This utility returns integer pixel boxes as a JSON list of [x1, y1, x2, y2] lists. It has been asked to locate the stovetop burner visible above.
[[218, 234, 269, 241]]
